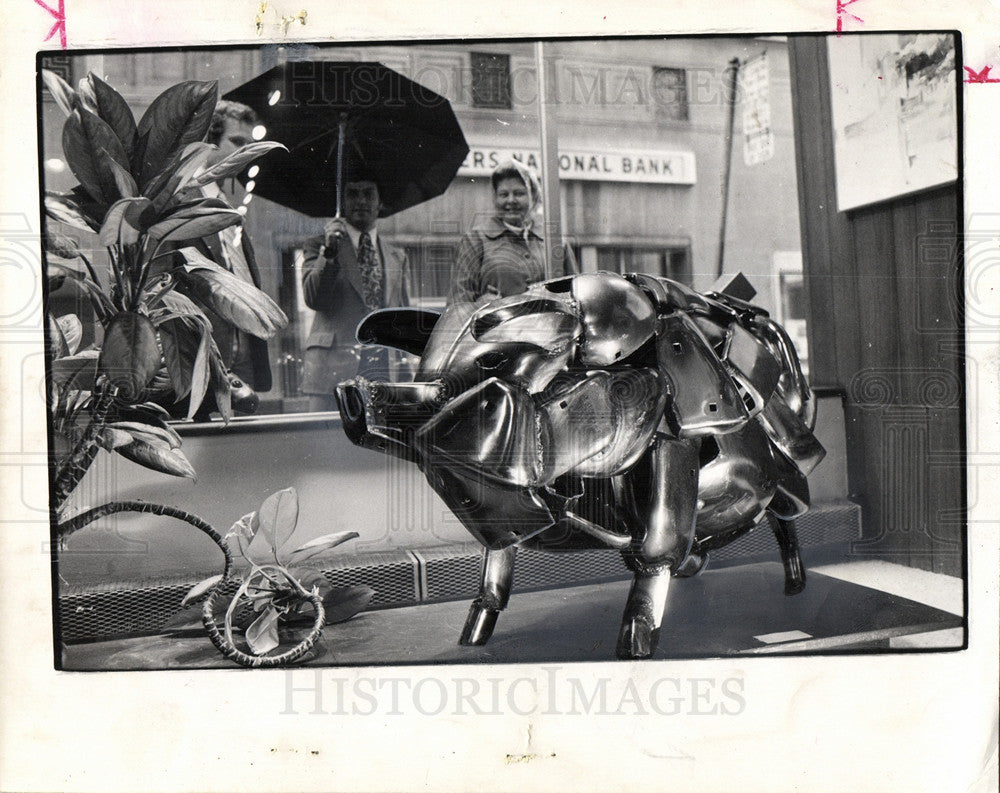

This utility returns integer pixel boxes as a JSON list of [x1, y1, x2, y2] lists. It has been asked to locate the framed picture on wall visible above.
[[827, 33, 958, 211]]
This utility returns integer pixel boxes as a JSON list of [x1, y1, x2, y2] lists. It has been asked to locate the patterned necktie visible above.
[[357, 231, 383, 310]]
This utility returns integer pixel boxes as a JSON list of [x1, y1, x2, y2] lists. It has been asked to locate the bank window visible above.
[[471, 52, 512, 109], [591, 246, 691, 283], [652, 67, 689, 121]]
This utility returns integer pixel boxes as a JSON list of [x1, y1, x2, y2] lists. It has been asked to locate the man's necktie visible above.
[[357, 232, 383, 310]]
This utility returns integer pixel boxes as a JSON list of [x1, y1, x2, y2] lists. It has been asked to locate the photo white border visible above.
[[2, 2, 998, 791]]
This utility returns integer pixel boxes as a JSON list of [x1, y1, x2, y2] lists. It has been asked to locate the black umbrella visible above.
[[222, 60, 469, 218]]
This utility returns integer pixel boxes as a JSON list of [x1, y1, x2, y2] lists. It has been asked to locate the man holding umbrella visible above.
[[299, 163, 410, 412], [222, 60, 470, 410]]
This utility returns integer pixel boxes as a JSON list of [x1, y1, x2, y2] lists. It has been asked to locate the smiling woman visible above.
[[447, 158, 578, 305]]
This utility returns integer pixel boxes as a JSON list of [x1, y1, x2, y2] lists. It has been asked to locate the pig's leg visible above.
[[766, 512, 806, 595], [617, 436, 699, 659], [459, 545, 517, 646]]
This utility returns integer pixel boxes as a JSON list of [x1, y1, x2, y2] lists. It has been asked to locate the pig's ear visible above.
[[355, 307, 441, 356], [472, 296, 581, 353]]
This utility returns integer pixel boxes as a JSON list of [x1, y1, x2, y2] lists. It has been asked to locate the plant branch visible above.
[[75, 251, 102, 289], [202, 586, 325, 669], [55, 500, 233, 580], [51, 385, 116, 508]]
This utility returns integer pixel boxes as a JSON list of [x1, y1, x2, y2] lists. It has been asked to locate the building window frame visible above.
[[652, 66, 689, 122], [470, 51, 513, 110]]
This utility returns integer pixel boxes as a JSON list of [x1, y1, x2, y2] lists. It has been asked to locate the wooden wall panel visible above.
[[788, 36, 964, 575]]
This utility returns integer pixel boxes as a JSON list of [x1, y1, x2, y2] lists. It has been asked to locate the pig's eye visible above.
[[476, 351, 509, 371]]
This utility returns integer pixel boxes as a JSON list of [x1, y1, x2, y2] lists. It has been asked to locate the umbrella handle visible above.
[[335, 112, 347, 220]]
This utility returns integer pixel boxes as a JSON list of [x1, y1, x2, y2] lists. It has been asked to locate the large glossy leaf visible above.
[[180, 573, 224, 607], [97, 426, 133, 451], [99, 149, 138, 199], [111, 411, 181, 444], [207, 338, 232, 424], [187, 321, 211, 419], [245, 605, 281, 656], [176, 248, 287, 339], [45, 195, 96, 233], [282, 584, 374, 627], [159, 607, 206, 635], [87, 73, 138, 158], [285, 531, 360, 566], [115, 437, 196, 478], [46, 314, 69, 359], [145, 199, 242, 247], [99, 197, 151, 247], [143, 142, 214, 210], [56, 314, 83, 355], [321, 585, 375, 625], [134, 81, 218, 188], [158, 289, 205, 317], [226, 511, 258, 562], [189, 141, 288, 187], [253, 487, 299, 561], [50, 350, 99, 390], [107, 420, 181, 450], [62, 109, 130, 206], [157, 315, 201, 399], [97, 311, 160, 400], [126, 401, 171, 419], [45, 189, 103, 232], [42, 69, 78, 117], [44, 228, 81, 260], [76, 77, 99, 113], [46, 261, 115, 320]]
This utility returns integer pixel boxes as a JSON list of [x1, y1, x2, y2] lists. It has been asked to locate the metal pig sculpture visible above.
[[335, 272, 825, 659]]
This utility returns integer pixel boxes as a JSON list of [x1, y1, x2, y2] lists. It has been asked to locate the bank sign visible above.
[[457, 145, 697, 185]]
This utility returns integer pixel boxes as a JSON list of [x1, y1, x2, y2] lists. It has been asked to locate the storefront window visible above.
[[41, 38, 807, 421]]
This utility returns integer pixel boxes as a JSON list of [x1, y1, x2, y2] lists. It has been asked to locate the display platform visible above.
[[61, 562, 964, 670]]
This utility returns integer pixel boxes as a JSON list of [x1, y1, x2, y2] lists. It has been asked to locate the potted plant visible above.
[[43, 71, 370, 667], [42, 69, 288, 508], [175, 487, 374, 668]]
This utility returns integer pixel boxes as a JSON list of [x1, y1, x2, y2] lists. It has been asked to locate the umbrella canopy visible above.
[[222, 61, 469, 218]]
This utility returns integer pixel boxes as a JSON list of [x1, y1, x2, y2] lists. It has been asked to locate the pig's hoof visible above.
[[459, 601, 499, 646], [616, 616, 659, 659]]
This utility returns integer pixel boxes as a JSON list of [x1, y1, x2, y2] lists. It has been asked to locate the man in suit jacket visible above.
[[201, 101, 272, 397], [301, 177, 410, 412]]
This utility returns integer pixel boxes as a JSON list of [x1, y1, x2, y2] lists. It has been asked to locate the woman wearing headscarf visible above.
[[447, 159, 578, 305]]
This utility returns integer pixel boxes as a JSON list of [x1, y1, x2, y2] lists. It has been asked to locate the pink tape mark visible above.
[[836, 0, 864, 35], [34, 0, 67, 49], [963, 65, 1000, 84]]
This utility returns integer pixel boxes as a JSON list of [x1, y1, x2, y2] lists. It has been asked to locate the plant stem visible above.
[[133, 237, 169, 308], [75, 251, 101, 290], [51, 385, 116, 508], [56, 500, 233, 580]]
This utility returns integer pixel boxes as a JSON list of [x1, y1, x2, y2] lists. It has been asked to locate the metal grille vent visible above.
[[57, 501, 860, 643]]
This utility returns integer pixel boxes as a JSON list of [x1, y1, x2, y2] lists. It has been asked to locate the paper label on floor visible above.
[[754, 630, 813, 644]]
